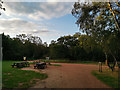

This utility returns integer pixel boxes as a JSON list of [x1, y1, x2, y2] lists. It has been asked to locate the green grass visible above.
[[43, 59, 105, 65], [49, 64, 62, 66], [53, 64, 61, 66], [2, 61, 48, 88], [29, 63, 36, 65], [91, 68, 118, 88]]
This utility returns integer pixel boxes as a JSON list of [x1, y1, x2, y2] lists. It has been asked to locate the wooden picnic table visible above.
[[11, 62, 30, 68], [34, 62, 47, 69]]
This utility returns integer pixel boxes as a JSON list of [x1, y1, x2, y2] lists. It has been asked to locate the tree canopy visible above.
[[71, 1, 120, 63], [2, 33, 48, 60]]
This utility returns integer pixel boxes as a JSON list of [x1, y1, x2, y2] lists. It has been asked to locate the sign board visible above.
[[23, 57, 26, 61], [46, 57, 50, 60]]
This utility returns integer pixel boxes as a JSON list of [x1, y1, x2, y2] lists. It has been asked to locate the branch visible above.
[[107, 1, 120, 31]]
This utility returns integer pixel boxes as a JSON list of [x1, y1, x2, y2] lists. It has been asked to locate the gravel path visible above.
[[27, 63, 111, 88]]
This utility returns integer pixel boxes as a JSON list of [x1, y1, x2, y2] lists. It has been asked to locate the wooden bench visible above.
[[11, 62, 23, 68], [11, 62, 30, 68], [34, 62, 47, 69]]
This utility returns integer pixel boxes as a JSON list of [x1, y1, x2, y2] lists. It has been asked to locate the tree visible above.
[[2, 33, 48, 60], [72, 1, 120, 32], [16, 34, 42, 45], [107, 1, 120, 31], [72, 1, 120, 71], [49, 33, 105, 61]]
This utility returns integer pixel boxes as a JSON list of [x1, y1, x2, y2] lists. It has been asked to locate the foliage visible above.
[[49, 33, 106, 61], [2, 31, 120, 62], [71, 1, 120, 64], [2, 33, 48, 60]]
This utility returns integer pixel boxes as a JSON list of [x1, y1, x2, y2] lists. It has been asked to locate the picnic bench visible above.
[[34, 62, 47, 69], [11, 62, 30, 68]]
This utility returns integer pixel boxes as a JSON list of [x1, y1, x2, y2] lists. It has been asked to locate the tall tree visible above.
[[71, 1, 120, 64]]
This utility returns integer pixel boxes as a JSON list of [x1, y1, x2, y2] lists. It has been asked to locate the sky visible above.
[[0, 1, 81, 44]]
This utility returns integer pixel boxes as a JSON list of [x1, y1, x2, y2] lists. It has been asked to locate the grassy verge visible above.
[[29, 63, 36, 65], [42, 60, 105, 65], [2, 61, 48, 88], [49, 64, 62, 66], [91, 68, 118, 88]]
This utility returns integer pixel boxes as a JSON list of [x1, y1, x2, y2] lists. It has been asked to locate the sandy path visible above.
[[26, 63, 111, 88]]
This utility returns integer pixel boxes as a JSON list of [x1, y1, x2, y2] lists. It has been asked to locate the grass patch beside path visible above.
[[29, 62, 36, 65], [91, 68, 118, 88], [2, 61, 48, 88], [43, 60, 105, 65], [49, 64, 62, 66]]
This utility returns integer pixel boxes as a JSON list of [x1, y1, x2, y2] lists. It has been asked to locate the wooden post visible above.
[[101, 62, 102, 72], [105, 60, 107, 66], [99, 62, 102, 72], [105, 52, 108, 66], [99, 62, 101, 72]]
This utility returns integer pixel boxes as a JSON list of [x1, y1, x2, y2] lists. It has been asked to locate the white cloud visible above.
[[0, 18, 64, 44], [0, 18, 50, 34], [3, 2, 73, 20]]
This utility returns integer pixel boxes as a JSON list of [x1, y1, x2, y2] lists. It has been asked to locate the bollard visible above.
[[105, 60, 107, 66], [99, 62, 101, 72], [99, 62, 102, 72], [101, 62, 102, 72]]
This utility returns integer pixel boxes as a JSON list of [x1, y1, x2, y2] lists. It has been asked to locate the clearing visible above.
[[23, 63, 111, 88]]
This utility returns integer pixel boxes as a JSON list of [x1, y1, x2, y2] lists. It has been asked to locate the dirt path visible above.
[[26, 63, 111, 88]]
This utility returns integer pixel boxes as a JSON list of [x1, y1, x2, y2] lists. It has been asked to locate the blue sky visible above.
[[0, 2, 80, 44]]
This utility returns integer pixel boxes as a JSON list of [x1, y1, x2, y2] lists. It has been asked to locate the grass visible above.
[[53, 64, 61, 66], [49, 64, 62, 66], [2, 61, 48, 88], [91, 67, 118, 88], [29, 63, 36, 65], [42, 59, 105, 65]]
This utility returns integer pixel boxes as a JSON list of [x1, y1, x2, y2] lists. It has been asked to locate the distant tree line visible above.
[[2, 32, 120, 62], [49, 32, 120, 62], [2, 33, 49, 60]]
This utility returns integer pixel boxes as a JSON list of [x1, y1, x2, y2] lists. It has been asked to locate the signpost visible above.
[[46, 57, 50, 65], [23, 57, 26, 61], [46, 57, 49, 60]]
